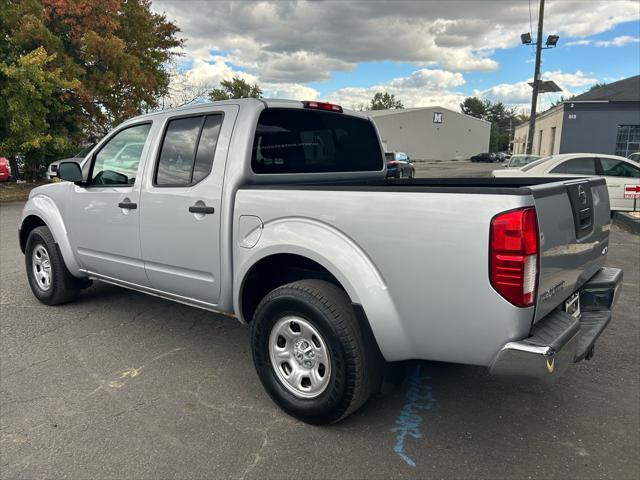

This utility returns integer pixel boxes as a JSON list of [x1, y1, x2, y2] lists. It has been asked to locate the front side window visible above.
[[600, 158, 640, 178], [90, 124, 151, 185], [551, 157, 597, 175], [252, 108, 383, 174], [155, 114, 223, 186]]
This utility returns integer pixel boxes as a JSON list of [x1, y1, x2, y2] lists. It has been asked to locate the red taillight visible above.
[[302, 101, 343, 113], [489, 208, 538, 307], [388, 161, 398, 166]]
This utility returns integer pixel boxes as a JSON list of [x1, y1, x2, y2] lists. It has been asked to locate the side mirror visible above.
[[58, 161, 83, 183]]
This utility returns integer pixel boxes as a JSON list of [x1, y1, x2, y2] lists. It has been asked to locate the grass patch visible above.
[[0, 181, 47, 203]]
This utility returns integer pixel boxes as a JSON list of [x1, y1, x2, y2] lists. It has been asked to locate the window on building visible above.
[[537, 130, 543, 155], [615, 125, 640, 158], [549, 127, 557, 154]]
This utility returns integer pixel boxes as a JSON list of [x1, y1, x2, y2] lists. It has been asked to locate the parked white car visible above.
[[502, 154, 540, 168], [493, 153, 640, 211], [46, 144, 95, 181]]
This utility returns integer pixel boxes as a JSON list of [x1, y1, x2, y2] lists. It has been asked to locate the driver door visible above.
[[66, 122, 154, 286]]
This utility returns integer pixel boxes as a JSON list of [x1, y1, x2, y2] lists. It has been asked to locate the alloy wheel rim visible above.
[[32, 244, 52, 291], [268, 316, 331, 399]]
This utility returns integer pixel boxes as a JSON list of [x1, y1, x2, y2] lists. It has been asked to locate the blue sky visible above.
[[155, 1, 640, 112], [308, 19, 639, 96]]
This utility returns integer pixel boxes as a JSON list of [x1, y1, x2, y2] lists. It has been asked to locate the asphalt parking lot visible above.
[[1, 160, 639, 479]]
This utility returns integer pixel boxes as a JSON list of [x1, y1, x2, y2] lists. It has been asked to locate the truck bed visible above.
[[236, 176, 610, 365], [245, 176, 584, 194]]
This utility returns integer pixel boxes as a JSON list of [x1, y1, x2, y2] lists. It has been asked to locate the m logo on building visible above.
[[433, 112, 443, 124]]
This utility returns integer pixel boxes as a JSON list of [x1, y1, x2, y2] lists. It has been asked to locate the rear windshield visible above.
[[252, 108, 383, 174]]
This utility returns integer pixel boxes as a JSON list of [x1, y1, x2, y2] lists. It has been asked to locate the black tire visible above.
[[25, 226, 83, 305], [250, 279, 381, 424]]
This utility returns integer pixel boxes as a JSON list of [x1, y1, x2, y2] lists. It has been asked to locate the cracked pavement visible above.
[[1, 162, 639, 479]]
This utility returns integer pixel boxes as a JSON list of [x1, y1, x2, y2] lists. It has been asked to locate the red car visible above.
[[0, 157, 11, 182]]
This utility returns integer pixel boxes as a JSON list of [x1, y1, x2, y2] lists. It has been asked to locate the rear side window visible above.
[[551, 157, 597, 175], [156, 114, 223, 186], [252, 108, 383, 174], [600, 158, 640, 178]]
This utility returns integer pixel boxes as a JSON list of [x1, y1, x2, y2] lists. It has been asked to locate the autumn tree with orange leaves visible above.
[[1, 0, 182, 177]]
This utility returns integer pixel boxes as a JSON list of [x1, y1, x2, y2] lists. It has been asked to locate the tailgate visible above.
[[528, 178, 610, 322]]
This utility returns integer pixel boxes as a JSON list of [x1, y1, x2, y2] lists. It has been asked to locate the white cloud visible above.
[[543, 70, 597, 88], [262, 83, 319, 100], [472, 70, 599, 112], [595, 35, 640, 47], [151, 1, 635, 110], [153, 0, 639, 84], [565, 39, 593, 46], [324, 69, 467, 110]]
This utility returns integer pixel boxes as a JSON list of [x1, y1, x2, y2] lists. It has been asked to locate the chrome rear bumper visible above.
[[490, 267, 623, 381]]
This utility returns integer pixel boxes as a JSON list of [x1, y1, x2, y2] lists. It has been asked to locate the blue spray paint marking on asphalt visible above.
[[391, 364, 438, 467]]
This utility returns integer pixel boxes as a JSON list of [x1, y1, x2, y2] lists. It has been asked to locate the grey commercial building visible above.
[[368, 106, 490, 160], [513, 75, 640, 157]]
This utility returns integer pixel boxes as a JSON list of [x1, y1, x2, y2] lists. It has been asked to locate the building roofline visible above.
[[367, 105, 491, 124]]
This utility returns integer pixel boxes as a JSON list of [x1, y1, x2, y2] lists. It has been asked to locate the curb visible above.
[[613, 212, 640, 235]]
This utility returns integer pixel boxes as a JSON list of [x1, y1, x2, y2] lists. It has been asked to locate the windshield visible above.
[[510, 155, 539, 167], [252, 108, 383, 174], [521, 155, 553, 171]]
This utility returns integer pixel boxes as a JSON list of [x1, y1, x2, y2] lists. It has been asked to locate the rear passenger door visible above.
[[139, 107, 238, 306], [598, 157, 640, 211]]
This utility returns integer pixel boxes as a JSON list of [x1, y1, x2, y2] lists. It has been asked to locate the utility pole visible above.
[[526, 0, 545, 155]]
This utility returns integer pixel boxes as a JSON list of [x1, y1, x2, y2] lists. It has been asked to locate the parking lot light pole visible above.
[[526, 0, 545, 155]]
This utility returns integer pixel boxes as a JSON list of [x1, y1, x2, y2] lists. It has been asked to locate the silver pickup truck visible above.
[[19, 99, 622, 424]]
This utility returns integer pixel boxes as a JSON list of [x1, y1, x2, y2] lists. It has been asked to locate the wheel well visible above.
[[240, 254, 342, 322], [20, 215, 47, 253]]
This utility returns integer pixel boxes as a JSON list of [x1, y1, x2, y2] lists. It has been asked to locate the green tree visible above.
[[208, 76, 262, 101], [460, 97, 489, 119], [460, 96, 518, 152], [0, 47, 79, 180], [1, 0, 182, 145], [370, 92, 403, 110], [550, 94, 575, 107]]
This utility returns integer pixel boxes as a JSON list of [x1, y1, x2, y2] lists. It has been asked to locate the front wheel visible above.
[[250, 279, 380, 424], [25, 226, 84, 305]]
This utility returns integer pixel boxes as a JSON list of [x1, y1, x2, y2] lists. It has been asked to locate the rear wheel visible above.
[[250, 279, 380, 424], [25, 226, 84, 305]]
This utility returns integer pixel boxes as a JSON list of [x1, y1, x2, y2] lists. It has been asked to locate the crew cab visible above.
[[19, 99, 622, 424]]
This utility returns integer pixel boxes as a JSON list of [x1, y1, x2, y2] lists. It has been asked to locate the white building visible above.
[[367, 106, 491, 160]]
